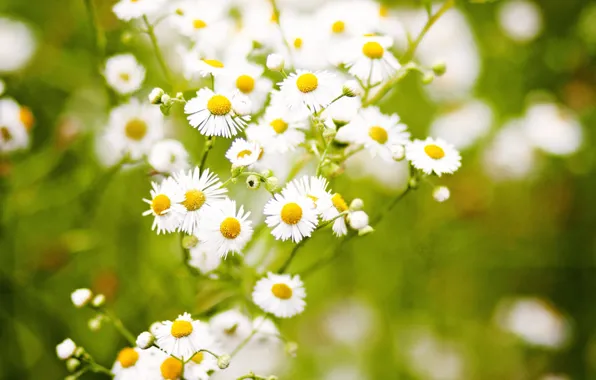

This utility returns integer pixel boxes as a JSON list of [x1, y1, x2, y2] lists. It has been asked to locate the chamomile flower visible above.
[[185, 88, 250, 138], [285, 175, 332, 215], [245, 102, 308, 154], [148, 139, 190, 175], [153, 312, 214, 361], [209, 310, 252, 352], [406, 137, 462, 176], [188, 240, 222, 274], [342, 35, 401, 85], [184, 350, 219, 380], [142, 178, 185, 234], [169, 0, 228, 46], [195, 58, 228, 78], [199, 199, 253, 257], [225, 138, 262, 167], [104, 54, 145, 95], [216, 61, 273, 112], [263, 189, 318, 243], [112, 347, 151, 380], [278, 69, 338, 114], [0, 98, 29, 153], [112, 0, 166, 21], [173, 167, 227, 235], [252, 273, 306, 318], [337, 106, 410, 161], [320, 192, 350, 237]]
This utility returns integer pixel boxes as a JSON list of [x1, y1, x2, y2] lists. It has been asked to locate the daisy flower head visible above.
[[183, 349, 219, 380], [343, 35, 401, 86], [188, 240, 222, 274], [252, 272, 306, 318], [168, 0, 228, 44], [225, 138, 262, 168], [406, 137, 462, 176], [278, 69, 338, 114], [112, 0, 165, 21], [194, 58, 228, 78], [142, 177, 185, 234], [216, 61, 273, 113], [173, 167, 227, 235], [320, 192, 350, 237], [209, 309, 252, 352], [104, 54, 145, 95], [185, 88, 250, 138], [285, 175, 332, 216], [199, 199, 253, 257], [337, 106, 410, 161], [0, 98, 29, 153], [112, 347, 151, 380], [263, 188, 318, 243], [148, 139, 190, 175], [153, 312, 214, 361]]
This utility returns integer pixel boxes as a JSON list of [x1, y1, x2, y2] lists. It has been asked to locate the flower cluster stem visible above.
[[142, 15, 173, 86]]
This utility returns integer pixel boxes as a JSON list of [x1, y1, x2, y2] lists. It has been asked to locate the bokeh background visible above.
[[1, 0, 595, 379]]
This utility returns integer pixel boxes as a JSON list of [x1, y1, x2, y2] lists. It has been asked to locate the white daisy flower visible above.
[[216, 61, 273, 113], [112, 0, 165, 21], [278, 69, 338, 114], [263, 189, 318, 243], [112, 347, 151, 380], [148, 139, 190, 175], [188, 240, 222, 274], [183, 350, 219, 380], [195, 58, 228, 78], [225, 138, 262, 168], [209, 310, 252, 352], [157, 355, 184, 380], [173, 167, 227, 235], [336, 106, 410, 161], [252, 272, 306, 318], [285, 175, 332, 216], [153, 312, 214, 361], [319, 192, 350, 237], [168, 0, 228, 45], [0, 98, 29, 153], [104, 54, 145, 95], [342, 35, 401, 86], [103, 99, 164, 161], [185, 88, 250, 138], [406, 137, 462, 176], [142, 178, 185, 234], [199, 199, 253, 257]]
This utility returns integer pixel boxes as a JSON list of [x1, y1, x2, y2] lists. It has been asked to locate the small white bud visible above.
[[148, 88, 165, 104], [88, 316, 102, 331], [136, 331, 155, 349], [342, 80, 363, 97], [160, 94, 171, 104], [232, 95, 252, 116], [432, 61, 447, 76], [56, 338, 77, 360], [266, 53, 284, 71], [390, 144, 406, 161], [70, 288, 93, 308], [349, 198, 364, 211], [217, 354, 231, 369], [91, 294, 105, 308], [182, 235, 199, 249], [65, 358, 81, 372], [348, 211, 369, 230], [432, 186, 450, 202], [246, 174, 260, 189], [358, 225, 375, 236]]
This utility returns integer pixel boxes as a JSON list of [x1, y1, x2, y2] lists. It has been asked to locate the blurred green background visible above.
[[1, 0, 595, 379]]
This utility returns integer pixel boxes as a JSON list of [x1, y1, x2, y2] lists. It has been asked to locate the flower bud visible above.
[[266, 54, 284, 71], [88, 316, 102, 331], [71, 288, 93, 308], [358, 225, 375, 236], [217, 354, 231, 369], [136, 331, 155, 349], [390, 144, 406, 161], [432, 61, 447, 76], [148, 88, 165, 104], [432, 186, 450, 202], [246, 175, 260, 190], [285, 341, 298, 357], [348, 211, 369, 230], [182, 235, 199, 249], [66, 358, 81, 373], [408, 176, 418, 189], [265, 177, 280, 193], [421, 72, 435, 84], [121, 32, 133, 44], [56, 338, 77, 360], [161, 94, 171, 104], [349, 198, 364, 211], [91, 294, 106, 308], [342, 80, 363, 97]]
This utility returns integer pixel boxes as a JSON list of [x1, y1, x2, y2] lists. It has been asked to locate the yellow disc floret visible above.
[[270, 118, 288, 134], [193, 19, 207, 29], [182, 189, 206, 211], [160, 357, 183, 380], [19, 107, 34, 130], [124, 118, 147, 141], [191, 352, 204, 364], [331, 193, 348, 212], [119, 72, 130, 82], [293, 37, 303, 49], [379, 4, 389, 17], [271, 283, 293, 299], [424, 144, 445, 159], [331, 20, 345, 34], [202, 59, 224, 68], [236, 74, 255, 94], [368, 126, 388, 144], [207, 95, 232, 115], [281, 202, 303, 225], [362, 41, 384, 59], [170, 320, 193, 338], [151, 194, 171, 216], [296, 73, 318, 93], [220, 217, 241, 239], [117, 347, 139, 368], [237, 149, 252, 158]]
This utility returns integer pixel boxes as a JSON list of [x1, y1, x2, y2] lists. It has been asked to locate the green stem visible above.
[[104, 309, 136, 346], [277, 238, 308, 274], [83, 0, 106, 62], [89, 362, 114, 377], [231, 318, 265, 357], [199, 136, 216, 171], [142, 15, 173, 86], [268, 0, 294, 68], [237, 373, 267, 380]]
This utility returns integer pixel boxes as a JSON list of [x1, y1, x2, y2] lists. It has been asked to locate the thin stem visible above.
[[142, 15, 173, 86], [268, 0, 294, 68], [199, 136, 216, 171], [103, 309, 136, 346], [231, 318, 265, 357], [237, 373, 267, 380], [277, 238, 308, 274], [83, 0, 106, 62], [89, 362, 114, 377]]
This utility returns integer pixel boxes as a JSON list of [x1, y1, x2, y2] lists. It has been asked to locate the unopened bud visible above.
[[217, 354, 231, 369], [390, 144, 405, 161], [149, 88, 165, 104], [121, 32, 133, 44], [136, 331, 155, 349], [348, 211, 369, 230], [182, 235, 199, 249], [408, 177, 418, 189], [432, 61, 447, 76], [246, 175, 260, 190], [266, 54, 284, 71], [71, 288, 93, 308], [432, 186, 450, 202], [56, 339, 77, 360], [342, 80, 363, 97], [421, 72, 434, 84], [91, 294, 105, 308], [161, 94, 171, 104], [265, 177, 280, 192], [358, 225, 375, 236], [66, 358, 81, 373], [88, 316, 102, 331], [285, 341, 298, 357], [349, 198, 364, 211]]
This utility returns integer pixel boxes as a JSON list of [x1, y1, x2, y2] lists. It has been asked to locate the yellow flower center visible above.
[[368, 126, 388, 144], [1, 127, 12, 141], [207, 95, 232, 115], [331, 20, 345, 34], [293, 37, 303, 49], [151, 194, 171, 216], [19, 107, 34, 130], [202, 59, 224, 68], [160, 357, 183, 379], [237, 149, 252, 158], [124, 118, 147, 141], [117, 347, 139, 368], [220, 217, 241, 239], [193, 19, 207, 29], [424, 144, 445, 159], [182, 189, 206, 211], [307, 195, 318, 206], [270, 11, 278, 23], [191, 352, 204, 364], [119, 72, 130, 82], [270, 118, 288, 134], [379, 4, 389, 17], [281, 202, 302, 225], [236, 74, 255, 94], [271, 283, 293, 299], [332, 193, 348, 212], [296, 73, 318, 93], [362, 41, 384, 59], [170, 320, 193, 338]]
